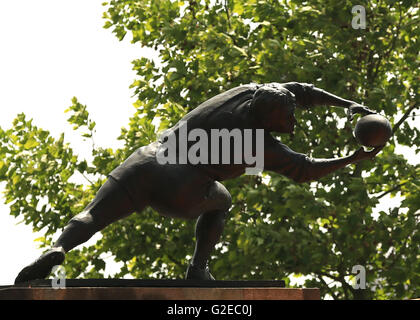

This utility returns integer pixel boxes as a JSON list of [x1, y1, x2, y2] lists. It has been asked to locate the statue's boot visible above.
[[14, 247, 65, 284], [185, 264, 215, 280]]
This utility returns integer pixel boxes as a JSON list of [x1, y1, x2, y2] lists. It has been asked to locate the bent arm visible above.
[[292, 154, 355, 183], [281, 82, 354, 109], [265, 138, 356, 183]]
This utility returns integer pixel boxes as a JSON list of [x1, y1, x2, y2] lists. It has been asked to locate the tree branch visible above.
[[80, 171, 94, 186], [319, 275, 339, 300], [375, 182, 408, 200], [224, 0, 232, 30], [392, 103, 418, 135]]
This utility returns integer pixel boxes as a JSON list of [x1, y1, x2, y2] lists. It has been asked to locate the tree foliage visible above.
[[1, 0, 419, 299]]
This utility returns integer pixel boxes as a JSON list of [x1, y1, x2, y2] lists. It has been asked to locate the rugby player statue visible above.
[[15, 82, 383, 283]]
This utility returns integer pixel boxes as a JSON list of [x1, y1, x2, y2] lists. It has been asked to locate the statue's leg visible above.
[[52, 177, 140, 252], [185, 210, 228, 280], [186, 181, 232, 280], [144, 163, 232, 280], [14, 177, 143, 284]]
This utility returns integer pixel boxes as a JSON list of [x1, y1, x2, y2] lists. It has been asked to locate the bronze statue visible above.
[[14, 82, 382, 283]]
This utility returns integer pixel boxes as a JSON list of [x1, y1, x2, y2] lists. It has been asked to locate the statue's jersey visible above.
[[156, 83, 262, 180], [109, 82, 315, 209]]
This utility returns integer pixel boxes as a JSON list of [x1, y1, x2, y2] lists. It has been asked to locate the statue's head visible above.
[[251, 86, 297, 133]]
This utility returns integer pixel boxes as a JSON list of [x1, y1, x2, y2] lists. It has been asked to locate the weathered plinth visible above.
[[0, 279, 320, 300]]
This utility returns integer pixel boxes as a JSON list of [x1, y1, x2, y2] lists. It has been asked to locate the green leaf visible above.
[[24, 137, 39, 149]]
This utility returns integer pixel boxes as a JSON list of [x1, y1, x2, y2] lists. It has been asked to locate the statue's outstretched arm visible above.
[[280, 82, 377, 120], [264, 137, 382, 183]]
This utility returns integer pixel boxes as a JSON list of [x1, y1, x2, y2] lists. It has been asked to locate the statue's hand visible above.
[[351, 146, 384, 163], [347, 103, 377, 121]]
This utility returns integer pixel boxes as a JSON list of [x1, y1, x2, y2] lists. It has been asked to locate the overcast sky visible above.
[[0, 1, 418, 286], [0, 0, 150, 285]]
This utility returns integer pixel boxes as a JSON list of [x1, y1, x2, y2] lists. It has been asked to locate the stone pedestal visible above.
[[0, 279, 320, 300]]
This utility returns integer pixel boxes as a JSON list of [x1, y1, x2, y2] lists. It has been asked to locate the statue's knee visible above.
[[209, 182, 232, 213], [68, 211, 100, 231], [223, 191, 232, 212], [69, 211, 92, 224], [219, 209, 229, 222]]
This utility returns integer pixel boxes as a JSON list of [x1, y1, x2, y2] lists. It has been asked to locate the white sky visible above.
[[0, 0, 152, 285], [0, 1, 418, 286]]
